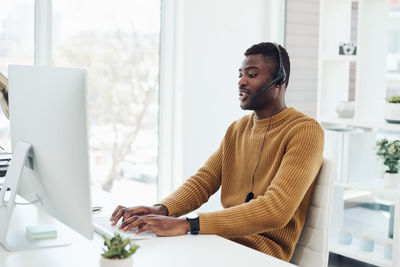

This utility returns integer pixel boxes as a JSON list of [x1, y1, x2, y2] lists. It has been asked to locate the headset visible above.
[[244, 43, 286, 203], [251, 43, 287, 100]]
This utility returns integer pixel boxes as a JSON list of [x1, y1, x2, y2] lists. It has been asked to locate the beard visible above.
[[240, 85, 275, 111]]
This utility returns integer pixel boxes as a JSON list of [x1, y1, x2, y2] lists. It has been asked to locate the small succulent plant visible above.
[[386, 95, 400, 104], [101, 232, 139, 259]]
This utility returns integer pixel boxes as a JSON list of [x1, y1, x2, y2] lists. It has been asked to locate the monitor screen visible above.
[[0, 65, 93, 250]]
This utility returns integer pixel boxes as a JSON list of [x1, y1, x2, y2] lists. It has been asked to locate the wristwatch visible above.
[[186, 212, 200, 235]]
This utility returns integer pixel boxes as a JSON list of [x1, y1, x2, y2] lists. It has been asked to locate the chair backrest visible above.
[[290, 158, 336, 267]]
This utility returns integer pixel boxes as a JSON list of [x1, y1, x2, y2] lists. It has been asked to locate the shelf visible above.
[[335, 179, 400, 198], [330, 238, 392, 267], [320, 55, 358, 62], [319, 117, 400, 132], [319, 0, 394, 266]]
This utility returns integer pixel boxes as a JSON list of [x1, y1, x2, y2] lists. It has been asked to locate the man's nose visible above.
[[238, 76, 247, 88]]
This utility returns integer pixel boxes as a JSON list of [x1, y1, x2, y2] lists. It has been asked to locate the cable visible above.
[[245, 90, 280, 203], [250, 109, 273, 193]]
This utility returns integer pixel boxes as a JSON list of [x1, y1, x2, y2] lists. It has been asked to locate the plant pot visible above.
[[376, 158, 385, 179], [336, 101, 355, 118], [384, 103, 400, 123], [384, 172, 400, 189], [100, 257, 133, 267]]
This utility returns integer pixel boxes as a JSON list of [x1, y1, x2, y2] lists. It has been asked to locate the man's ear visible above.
[[274, 85, 281, 98]]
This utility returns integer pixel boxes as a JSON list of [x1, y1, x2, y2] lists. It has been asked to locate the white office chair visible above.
[[290, 158, 336, 267]]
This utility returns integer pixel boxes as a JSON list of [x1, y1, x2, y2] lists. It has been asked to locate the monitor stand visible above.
[[0, 141, 70, 251]]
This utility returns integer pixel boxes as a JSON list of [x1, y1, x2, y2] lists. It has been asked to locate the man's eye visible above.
[[238, 73, 243, 78], [249, 73, 257, 78]]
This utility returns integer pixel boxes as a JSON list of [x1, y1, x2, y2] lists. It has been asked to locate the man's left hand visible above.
[[119, 215, 191, 237]]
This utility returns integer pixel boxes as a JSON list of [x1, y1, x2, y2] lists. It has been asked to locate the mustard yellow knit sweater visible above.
[[159, 107, 324, 261]]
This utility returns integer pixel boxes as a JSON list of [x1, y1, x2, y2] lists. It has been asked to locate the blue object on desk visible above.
[[26, 225, 57, 240]]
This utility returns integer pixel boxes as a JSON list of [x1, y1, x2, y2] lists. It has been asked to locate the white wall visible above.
[[182, 0, 272, 178], [162, 0, 285, 210], [285, 0, 319, 117]]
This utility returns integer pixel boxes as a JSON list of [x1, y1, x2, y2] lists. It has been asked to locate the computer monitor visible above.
[[0, 65, 93, 250]]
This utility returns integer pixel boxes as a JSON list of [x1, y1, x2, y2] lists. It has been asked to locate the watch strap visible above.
[[186, 214, 200, 235]]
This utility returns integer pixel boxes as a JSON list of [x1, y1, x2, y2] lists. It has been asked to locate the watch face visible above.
[[187, 212, 199, 220]]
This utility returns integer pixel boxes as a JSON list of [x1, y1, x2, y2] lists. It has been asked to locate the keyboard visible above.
[[93, 216, 155, 240]]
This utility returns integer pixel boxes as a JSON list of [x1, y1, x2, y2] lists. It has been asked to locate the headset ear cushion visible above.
[[275, 70, 286, 85]]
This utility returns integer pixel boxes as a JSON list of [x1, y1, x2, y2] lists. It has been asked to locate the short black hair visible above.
[[244, 42, 291, 88]]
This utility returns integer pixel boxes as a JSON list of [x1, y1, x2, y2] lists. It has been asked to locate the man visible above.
[[110, 42, 324, 262]]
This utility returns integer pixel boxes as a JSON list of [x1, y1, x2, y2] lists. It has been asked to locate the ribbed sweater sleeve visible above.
[[199, 122, 324, 237], [158, 142, 223, 217]]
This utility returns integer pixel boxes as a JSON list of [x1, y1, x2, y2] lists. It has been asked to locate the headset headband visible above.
[[272, 43, 286, 85]]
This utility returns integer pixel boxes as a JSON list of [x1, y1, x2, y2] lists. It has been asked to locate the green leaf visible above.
[[386, 95, 400, 103], [100, 232, 140, 259], [376, 138, 400, 173]]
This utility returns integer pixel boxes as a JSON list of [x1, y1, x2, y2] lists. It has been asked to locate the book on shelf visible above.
[[0, 170, 4, 185], [0, 151, 11, 177], [0, 165, 8, 177], [0, 164, 9, 170], [0, 152, 12, 161]]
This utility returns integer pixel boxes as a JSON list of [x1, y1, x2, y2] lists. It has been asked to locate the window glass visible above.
[[0, 0, 34, 151], [53, 0, 160, 204]]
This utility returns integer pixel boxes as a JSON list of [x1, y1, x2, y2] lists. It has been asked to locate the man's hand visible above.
[[120, 215, 191, 237], [110, 205, 168, 226]]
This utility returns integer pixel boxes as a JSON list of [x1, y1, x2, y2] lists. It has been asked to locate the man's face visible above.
[[238, 54, 276, 111]]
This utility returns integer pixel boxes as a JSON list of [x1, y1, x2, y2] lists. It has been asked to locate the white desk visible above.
[[0, 189, 296, 267]]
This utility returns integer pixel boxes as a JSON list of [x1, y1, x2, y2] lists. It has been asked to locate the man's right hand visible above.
[[110, 205, 168, 226]]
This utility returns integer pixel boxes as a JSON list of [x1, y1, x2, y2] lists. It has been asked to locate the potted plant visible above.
[[376, 138, 400, 188], [100, 233, 139, 267], [384, 95, 400, 123]]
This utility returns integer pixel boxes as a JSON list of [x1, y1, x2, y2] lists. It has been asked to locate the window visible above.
[[52, 0, 161, 204], [0, 0, 34, 151]]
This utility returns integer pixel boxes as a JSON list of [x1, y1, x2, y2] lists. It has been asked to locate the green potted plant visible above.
[[384, 95, 400, 123], [376, 138, 400, 188], [100, 233, 139, 267]]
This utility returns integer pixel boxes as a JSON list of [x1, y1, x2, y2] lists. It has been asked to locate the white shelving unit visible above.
[[320, 55, 359, 62], [335, 180, 400, 197], [330, 238, 393, 267], [317, 0, 400, 266], [317, 0, 388, 122], [329, 182, 400, 267], [320, 117, 400, 132]]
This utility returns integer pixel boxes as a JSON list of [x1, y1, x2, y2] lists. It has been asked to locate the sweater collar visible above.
[[252, 107, 295, 128]]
